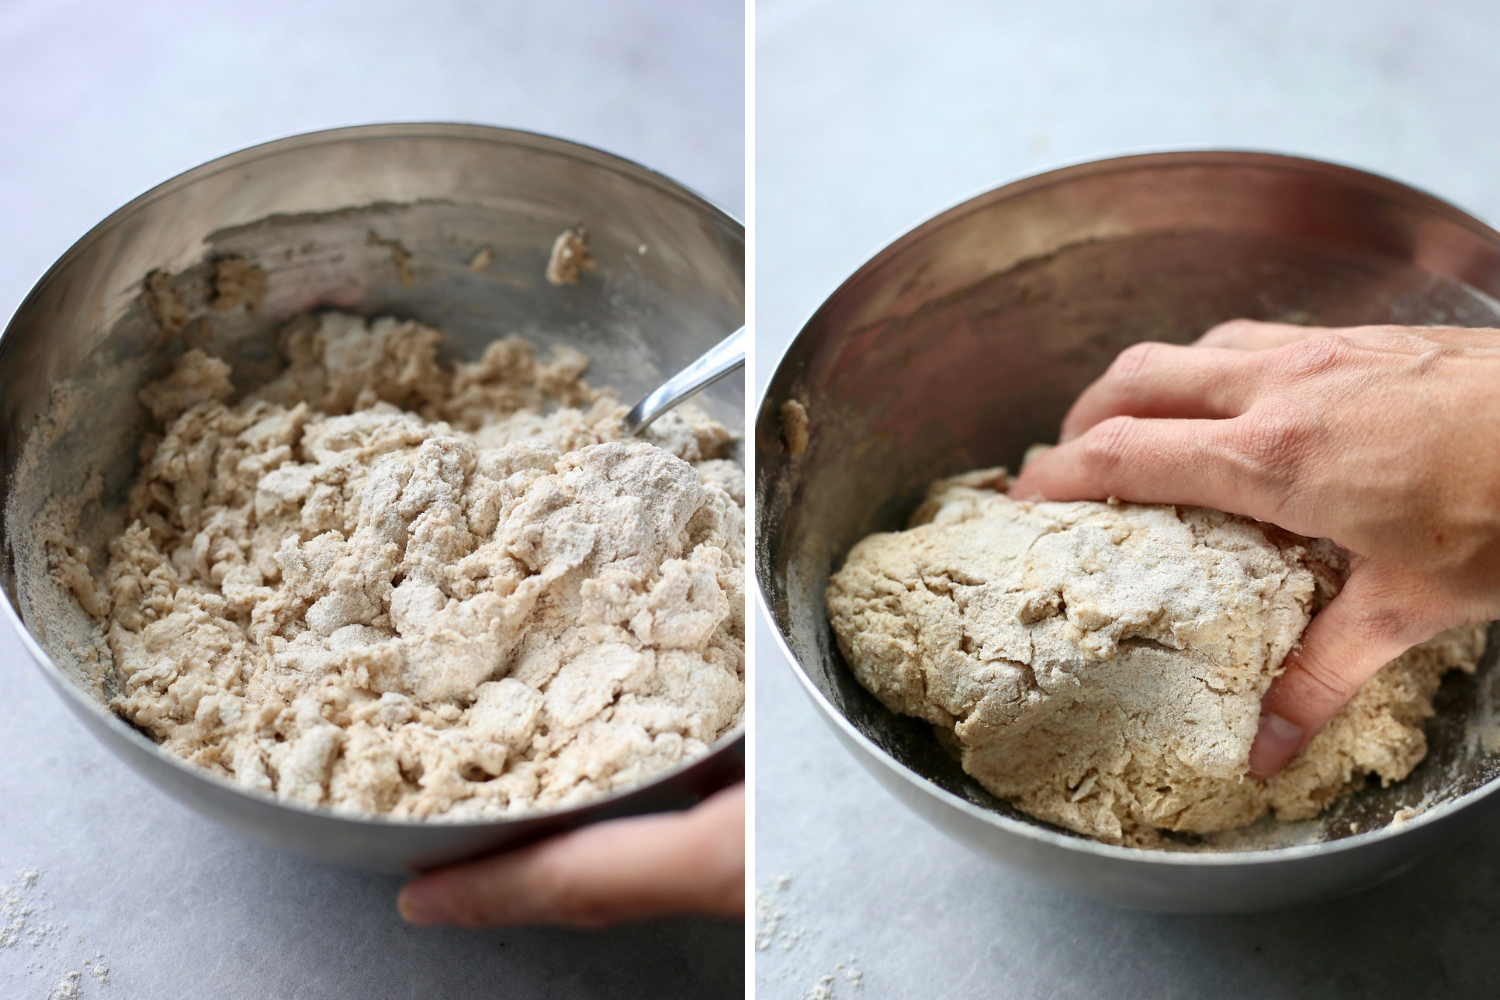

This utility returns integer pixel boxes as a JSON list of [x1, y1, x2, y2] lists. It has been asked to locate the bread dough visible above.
[[779, 399, 808, 456], [545, 228, 594, 286], [210, 256, 267, 312], [826, 469, 1484, 845], [77, 312, 743, 820]]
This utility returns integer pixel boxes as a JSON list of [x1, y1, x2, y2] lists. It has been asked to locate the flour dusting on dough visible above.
[[43, 312, 743, 821], [826, 468, 1483, 846]]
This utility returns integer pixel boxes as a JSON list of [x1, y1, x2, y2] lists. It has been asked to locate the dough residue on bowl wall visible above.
[[826, 467, 1484, 847], [24, 311, 745, 822], [545, 227, 594, 286]]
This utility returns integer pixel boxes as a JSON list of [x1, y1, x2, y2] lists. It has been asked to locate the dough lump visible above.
[[545, 228, 594, 286], [826, 469, 1484, 845], [86, 312, 744, 820]]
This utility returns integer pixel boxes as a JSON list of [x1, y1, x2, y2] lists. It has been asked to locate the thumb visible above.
[[398, 783, 744, 927], [1248, 569, 1425, 776]]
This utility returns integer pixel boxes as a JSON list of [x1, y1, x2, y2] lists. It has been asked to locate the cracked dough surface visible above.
[[73, 312, 744, 820], [826, 469, 1484, 846]]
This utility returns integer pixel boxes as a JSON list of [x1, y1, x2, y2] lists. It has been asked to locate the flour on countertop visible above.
[[36, 312, 744, 821], [0, 867, 113, 998], [806, 975, 836, 1000], [49, 970, 81, 999], [754, 873, 795, 953], [1, 869, 50, 950], [826, 468, 1484, 846], [756, 873, 866, 998], [841, 961, 864, 989]]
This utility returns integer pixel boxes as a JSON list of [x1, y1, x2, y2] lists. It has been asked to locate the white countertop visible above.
[[754, 1, 1500, 997], [0, 2, 744, 997]]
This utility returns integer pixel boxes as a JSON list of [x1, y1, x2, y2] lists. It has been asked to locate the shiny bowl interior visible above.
[[755, 151, 1500, 912], [0, 124, 745, 874]]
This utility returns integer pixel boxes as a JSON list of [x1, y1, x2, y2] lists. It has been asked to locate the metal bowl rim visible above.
[[2, 122, 746, 831], [753, 148, 1500, 867], [756, 147, 1500, 382]]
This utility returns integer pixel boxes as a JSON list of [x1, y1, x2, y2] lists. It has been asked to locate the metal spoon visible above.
[[621, 325, 746, 436]]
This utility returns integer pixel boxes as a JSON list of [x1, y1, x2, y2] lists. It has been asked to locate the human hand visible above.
[[397, 782, 744, 928], [1010, 321, 1500, 775]]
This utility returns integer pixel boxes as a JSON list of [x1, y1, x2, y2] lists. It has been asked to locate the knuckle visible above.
[[1225, 407, 1310, 486], [1078, 416, 1139, 474], [1107, 341, 1162, 384], [1354, 605, 1420, 644], [1298, 619, 1407, 704], [1278, 334, 1351, 380], [1343, 584, 1432, 646], [1293, 583, 1439, 706], [1287, 655, 1358, 706], [1199, 318, 1262, 348]]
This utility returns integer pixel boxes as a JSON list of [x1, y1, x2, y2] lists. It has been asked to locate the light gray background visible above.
[[755, 2, 1500, 998], [0, 2, 744, 998]]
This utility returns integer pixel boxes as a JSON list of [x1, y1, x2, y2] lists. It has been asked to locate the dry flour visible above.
[[0, 868, 113, 998], [49, 970, 81, 999], [1, 869, 51, 951], [755, 873, 865, 999]]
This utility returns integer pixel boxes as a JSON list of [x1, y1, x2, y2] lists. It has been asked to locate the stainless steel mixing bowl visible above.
[[0, 124, 744, 874], [755, 151, 1500, 913]]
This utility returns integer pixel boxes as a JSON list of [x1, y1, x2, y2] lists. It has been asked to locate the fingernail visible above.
[[397, 883, 444, 925], [1248, 712, 1304, 776]]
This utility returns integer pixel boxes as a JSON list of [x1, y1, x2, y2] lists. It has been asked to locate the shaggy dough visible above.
[[779, 399, 808, 456], [78, 312, 743, 820], [545, 228, 594, 286], [826, 469, 1484, 845]]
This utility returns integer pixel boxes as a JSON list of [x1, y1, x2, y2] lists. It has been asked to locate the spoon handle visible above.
[[622, 326, 746, 436]]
